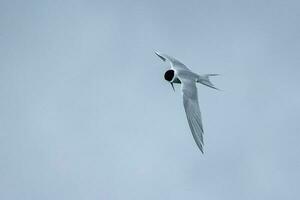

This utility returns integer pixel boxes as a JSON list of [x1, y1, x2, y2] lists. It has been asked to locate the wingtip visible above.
[[196, 142, 204, 154], [199, 147, 204, 154], [155, 51, 166, 61]]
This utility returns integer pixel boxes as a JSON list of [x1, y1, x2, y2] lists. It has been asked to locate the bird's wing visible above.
[[155, 52, 191, 71], [181, 79, 204, 153]]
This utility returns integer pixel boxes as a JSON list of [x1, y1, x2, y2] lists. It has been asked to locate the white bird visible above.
[[155, 52, 219, 153]]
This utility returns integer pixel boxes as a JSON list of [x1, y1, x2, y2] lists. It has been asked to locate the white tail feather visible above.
[[197, 74, 219, 90]]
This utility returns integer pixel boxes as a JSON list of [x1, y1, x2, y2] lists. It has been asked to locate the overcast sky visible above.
[[1, 0, 300, 199]]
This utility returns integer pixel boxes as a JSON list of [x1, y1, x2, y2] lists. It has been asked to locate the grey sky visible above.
[[1, 0, 300, 199]]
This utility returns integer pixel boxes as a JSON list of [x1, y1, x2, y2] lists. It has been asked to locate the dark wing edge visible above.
[[155, 51, 191, 71]]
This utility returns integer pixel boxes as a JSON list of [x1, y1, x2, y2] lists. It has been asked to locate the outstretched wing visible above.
[[181, 79, 204, 153], [155, 51, 191, 71]]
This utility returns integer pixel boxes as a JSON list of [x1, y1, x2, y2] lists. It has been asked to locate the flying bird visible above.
[[155, 52, 219, 153]]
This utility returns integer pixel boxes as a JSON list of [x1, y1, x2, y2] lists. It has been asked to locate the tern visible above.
[[155, 52, 219, 153]]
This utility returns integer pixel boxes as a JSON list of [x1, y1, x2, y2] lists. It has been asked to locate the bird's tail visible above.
[[197, 74, 220, 90]]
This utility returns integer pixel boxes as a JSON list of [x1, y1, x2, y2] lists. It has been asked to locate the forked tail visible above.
[[197, 74, 220, 90]]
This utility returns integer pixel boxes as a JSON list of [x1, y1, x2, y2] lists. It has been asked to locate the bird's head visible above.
[[164, 69, 175, 82], [164, 69, 181, 91]]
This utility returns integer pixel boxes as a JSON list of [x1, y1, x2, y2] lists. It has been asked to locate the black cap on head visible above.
[[164, 70, 174, 82]]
